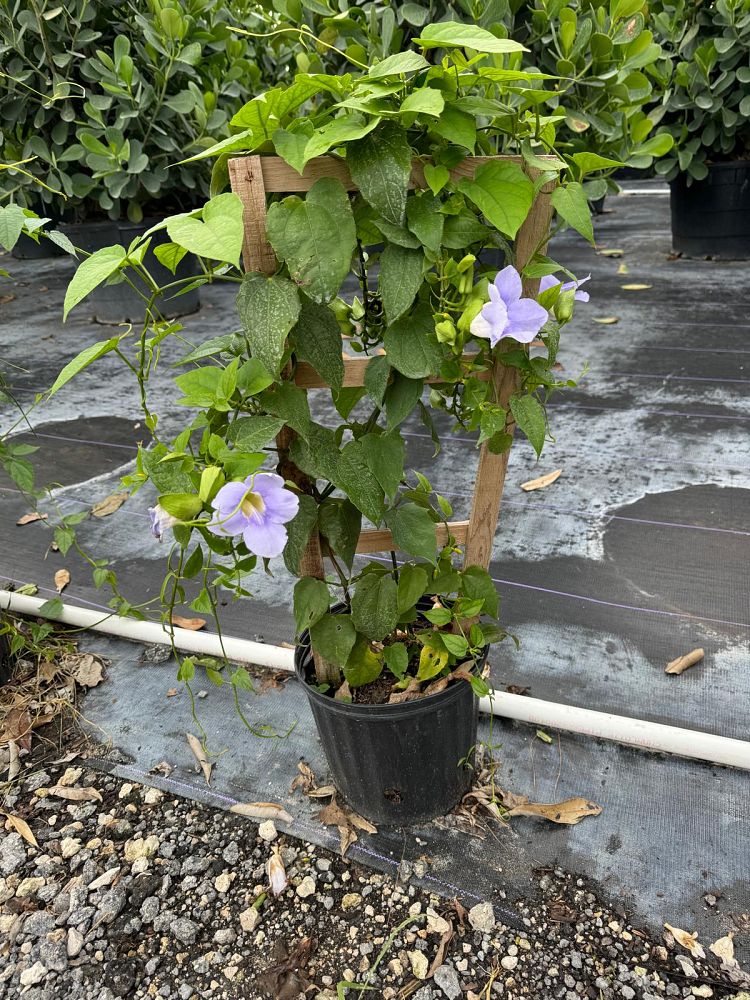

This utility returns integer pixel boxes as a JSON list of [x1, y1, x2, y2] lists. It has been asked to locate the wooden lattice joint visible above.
[[228, 154, 555, 577]]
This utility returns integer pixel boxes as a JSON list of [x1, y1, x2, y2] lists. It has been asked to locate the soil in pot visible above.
[[670, 160, 750, 259], [60, 218, 201, 323], [295, 622, 487, 827]]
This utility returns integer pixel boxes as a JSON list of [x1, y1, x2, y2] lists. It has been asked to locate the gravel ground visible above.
[[1, 747, 747, 1000]]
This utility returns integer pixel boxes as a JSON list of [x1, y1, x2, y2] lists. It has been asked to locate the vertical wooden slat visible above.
[[462, 178, 556, 571], [227, 155, 277, 275]]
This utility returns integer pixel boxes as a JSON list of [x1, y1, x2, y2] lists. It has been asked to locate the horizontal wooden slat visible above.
[[294, 354, 489, 389], [256, 154, 560, 194], [356, 521, 469, 554]]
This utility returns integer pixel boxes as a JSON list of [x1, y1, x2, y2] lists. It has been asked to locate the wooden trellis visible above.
[[228, 154, 554, 587]]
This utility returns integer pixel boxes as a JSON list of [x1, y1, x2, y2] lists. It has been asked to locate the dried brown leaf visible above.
[[427, 922, 454, 978], [0, 707, 31, 748], [229, 801, 293, 824], [709, 932, 735, 964], [334, 680, 352, 702], [0, 293, 15, 304], [316, 796, 377, 857], [6, 740, 20, 781], [90, 492, 128, 518], [54, 569, 70, 593], [388, 677, 422, 704], [664, 923, 706, 958], [171, 615, 206, 631], [592, 316, 619, 325], [290, 759, 318, 795], [48, 785, 102, 803], [665, 648, 704, 675], [3, 812, 38, 847], [149, 761, 173, 777], [186, 732, 212, 786], [67, 652, 104, 688], [16, 512, 47, 526], [267, 845, 288, 896], [520, 468, 562, 492], [503, 793, 602, 825], [166, 688, 179, 698], [307, 785, 336, 799]]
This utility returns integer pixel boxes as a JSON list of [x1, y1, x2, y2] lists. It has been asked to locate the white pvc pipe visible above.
[[0, 590, 295, 671], [479, 692, 750, 771], [4, 590, 749, 771]]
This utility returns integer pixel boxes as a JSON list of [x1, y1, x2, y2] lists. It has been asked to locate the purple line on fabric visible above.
[[640, 344, 750, 356], [489, 576, 750, 630], [405, 430, 750, 474], [607, 372, 750, 385], [437, 489, 750, 538], [548, 402, 750, 422], [30, 430, 139, 451], [366, 555, 749, 630]]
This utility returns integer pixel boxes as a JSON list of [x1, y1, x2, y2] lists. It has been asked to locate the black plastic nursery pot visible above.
[[670, 161, 750, 259], [295, 624, 488, 828], [60, 219, 201, 323], [11, 230, 65, 260]]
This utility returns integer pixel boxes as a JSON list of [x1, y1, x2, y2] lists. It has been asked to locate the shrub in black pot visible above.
[[653, 0, 750, 257]]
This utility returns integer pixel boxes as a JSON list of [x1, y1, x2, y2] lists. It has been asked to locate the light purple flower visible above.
[[539, 273, 591, 302], [207, 473, 299, 559], [149, 504, 178, 542], [470, 265, 548, 347]]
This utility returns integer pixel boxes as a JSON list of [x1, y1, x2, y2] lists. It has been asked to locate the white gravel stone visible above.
[[67, 928, 84, 958], [20, 961, 47, 986], [433, 963, 461, 999], [501, 955, 518, 971], [239, 906, 261, 932], [408, 950, 429, 980], [468, 901, 495, 933], [258, 820, 278, 843], [296, 875, 316, 898]]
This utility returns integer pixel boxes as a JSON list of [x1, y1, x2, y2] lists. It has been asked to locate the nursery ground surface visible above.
[[0, 717, 746, 1000], [1, 182, 749, 965]]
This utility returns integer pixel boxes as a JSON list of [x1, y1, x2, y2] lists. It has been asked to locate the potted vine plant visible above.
[[652, 0, 750, 258], [53, 25, 592, 826]]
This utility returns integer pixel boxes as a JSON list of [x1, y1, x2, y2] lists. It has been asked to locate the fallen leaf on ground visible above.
[[0, 293, 15, 304], [58, 766, 83, 787], [536, 729, 553, 744], [0, 707, 31, 749], [90, 492, 128, 517], [709, 932, 735, 964], [230, 801, 293, 824], [6, 740, 20, 781], [334, 679, 352, 702], [170, 615, 206, 631], [149, 761, 173, 777], [48, 785, 102, 802], [3, 812, 38, 847], [520, 468, 562, 492], [665, 648, 704, 675], [664, 923, 706, 958], [316, 795, 377, 857], [166, 688, 179, 697], [598, 248, 624, 257], [621, 283, 652, 290], [66, 652, 105, 687], [290, 759, 318, 795], [549, 899, 578, 922], [186, 732, 212, 786], [501, 792, 602, 825], [267, 845, 288, 897], [16, 512, 47, 526], [427, 920, 454, 977], [16, 583, 38, 595], [255, 936, 314, 999], [592, 316, 619, 324], [54, 569, 70, 593], [617, 262, 629, 274]]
